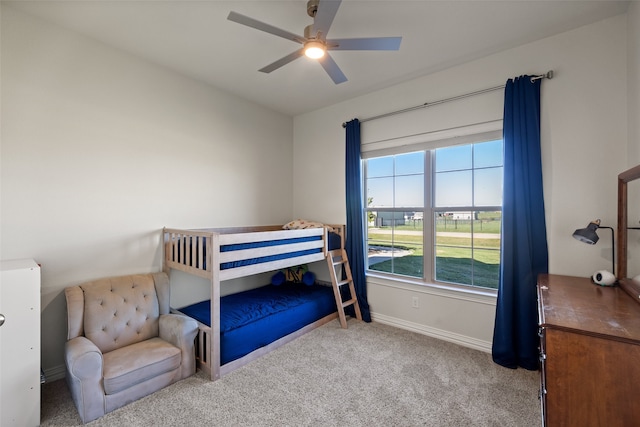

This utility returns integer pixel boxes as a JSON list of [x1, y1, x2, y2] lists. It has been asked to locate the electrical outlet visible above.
[[412, 296, 419, 308]]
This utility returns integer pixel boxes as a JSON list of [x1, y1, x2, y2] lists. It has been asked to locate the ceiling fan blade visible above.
[[228, 11, 306, 44], [312, 0, 342, 40], [328, 37, 402, 51], [319, 53, 347, 84], [259, 48, 305, 73]]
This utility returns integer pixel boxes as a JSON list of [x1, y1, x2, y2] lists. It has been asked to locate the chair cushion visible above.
[[102, 337, 181, 395]]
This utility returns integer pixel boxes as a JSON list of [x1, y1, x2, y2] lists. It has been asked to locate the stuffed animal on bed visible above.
[[271, 265, 315, 286]]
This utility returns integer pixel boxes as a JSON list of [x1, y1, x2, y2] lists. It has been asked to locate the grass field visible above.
[[367, 215, 501, 289]]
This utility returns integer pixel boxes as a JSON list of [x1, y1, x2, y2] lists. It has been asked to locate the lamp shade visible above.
[[572, 219, 601, 245], [572, 218, 616, 279]]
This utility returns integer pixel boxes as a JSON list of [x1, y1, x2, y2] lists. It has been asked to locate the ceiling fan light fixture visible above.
[[304, 40, 325, 59], [228, 0, 402, 84]]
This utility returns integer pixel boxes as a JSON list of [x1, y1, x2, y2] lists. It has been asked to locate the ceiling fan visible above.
[[227, 0, 402, 84]]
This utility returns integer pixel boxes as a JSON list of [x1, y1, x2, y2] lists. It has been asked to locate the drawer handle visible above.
[[0, 313, 5, 327]]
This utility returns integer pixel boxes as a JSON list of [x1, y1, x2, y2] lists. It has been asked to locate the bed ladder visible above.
[[326, 248, 362, 328]]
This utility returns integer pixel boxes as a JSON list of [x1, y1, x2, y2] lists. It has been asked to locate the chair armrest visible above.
[[64, 336, 105, 423], [65, 336, 103, 379], [159, 314, 199, 380]]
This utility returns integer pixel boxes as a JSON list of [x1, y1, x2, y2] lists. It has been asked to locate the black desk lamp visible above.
[[572, 219, 616, 284]]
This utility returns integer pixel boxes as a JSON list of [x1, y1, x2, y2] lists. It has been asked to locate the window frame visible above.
[[363, 131, 503, 295]]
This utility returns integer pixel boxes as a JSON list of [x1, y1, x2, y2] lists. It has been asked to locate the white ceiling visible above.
[[5, 0, 630, 116]]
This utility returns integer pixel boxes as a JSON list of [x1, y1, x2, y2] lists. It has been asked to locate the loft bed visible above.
[[162, 223, 349, 381]]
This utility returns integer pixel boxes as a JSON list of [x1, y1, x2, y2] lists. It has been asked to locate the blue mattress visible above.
[[178, 283, 337, 365]]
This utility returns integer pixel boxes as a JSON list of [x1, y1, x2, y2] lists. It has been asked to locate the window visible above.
[[364, 138, 503, 290]]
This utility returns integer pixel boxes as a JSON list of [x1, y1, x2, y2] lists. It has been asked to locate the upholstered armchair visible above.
[[64, 272, 198, 423]]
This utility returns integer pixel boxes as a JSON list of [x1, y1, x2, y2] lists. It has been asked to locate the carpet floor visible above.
[[41, 319, 541, 426]]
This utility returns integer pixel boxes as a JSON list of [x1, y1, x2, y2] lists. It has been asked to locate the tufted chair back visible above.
[[84, 277, 158, 353]]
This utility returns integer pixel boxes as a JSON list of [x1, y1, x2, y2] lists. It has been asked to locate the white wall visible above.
[[293, 14, 629, 351], [1, 6, 293, 377]]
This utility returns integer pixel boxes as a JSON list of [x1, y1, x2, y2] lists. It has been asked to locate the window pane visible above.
[[435, 170, 472, 207], [367, 153, 424, 209], [474, 167, 503, 206], [394, 214, 423, 278], [474, 140, 503, 168], [395, 152, 424, 175], [395, 175, 423, 207], [393, 247, 424, 279], [368, 219, 394, 272], [473, 213, 501, 250], [433, 211, 501, 288], [435, 145, 472, 172], [367, 177, 393, 207], [434, 209, 471, 285], [367, 156, 393, 178], [473, 249, 500, 289], [367, 217, 423, 279], [435, 247, 472, 285]]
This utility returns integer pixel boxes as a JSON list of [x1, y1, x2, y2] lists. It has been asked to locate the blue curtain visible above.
[[345, 119, 371, 322], [492, 76, 548, 370]]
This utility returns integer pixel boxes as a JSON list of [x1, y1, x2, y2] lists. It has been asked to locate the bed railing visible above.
[[163, 225, 343, 281], [164, 228, 215, 279]]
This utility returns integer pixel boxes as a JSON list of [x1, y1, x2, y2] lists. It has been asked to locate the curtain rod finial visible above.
[[342, 118, 358, 128], [530, 70, 554, 83]]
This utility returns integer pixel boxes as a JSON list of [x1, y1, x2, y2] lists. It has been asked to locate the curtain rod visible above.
[[341, 70, 554, 128]]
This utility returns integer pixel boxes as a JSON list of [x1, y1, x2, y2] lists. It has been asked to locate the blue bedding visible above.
[[173, 232, 341, 271], [178, 283, 337, 365]]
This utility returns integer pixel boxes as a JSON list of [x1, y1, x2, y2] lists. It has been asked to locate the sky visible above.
[[366, 139, 503, 209]]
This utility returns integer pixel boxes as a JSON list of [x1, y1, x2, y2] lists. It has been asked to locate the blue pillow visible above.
[[302, 271, 315, 286], [271, 271, 286, 286]]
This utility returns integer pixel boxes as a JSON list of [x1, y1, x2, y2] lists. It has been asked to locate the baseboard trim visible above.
[[43, 364, 66, 382], [370, 312, 492, 353]]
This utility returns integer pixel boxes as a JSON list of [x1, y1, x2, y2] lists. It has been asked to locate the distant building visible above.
[[375, 211, 406, 226], [444, 212, 478, 220]]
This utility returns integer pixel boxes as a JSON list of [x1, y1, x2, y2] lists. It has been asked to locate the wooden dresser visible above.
[[537, 274, 640, 426]]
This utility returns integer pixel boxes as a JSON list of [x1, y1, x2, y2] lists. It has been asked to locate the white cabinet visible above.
[[0, 259, 40, 427]]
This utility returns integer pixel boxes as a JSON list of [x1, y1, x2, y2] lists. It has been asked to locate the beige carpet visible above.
[[41, 319, 541, 426]]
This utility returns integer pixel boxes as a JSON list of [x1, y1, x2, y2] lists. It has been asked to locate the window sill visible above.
[[366, 271, 497, 304]]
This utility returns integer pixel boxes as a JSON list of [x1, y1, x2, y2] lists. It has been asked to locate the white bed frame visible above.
[[163, 224, 344, 380]]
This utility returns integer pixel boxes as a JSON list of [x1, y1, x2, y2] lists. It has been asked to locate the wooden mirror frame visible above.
[[617, 164, 640, 301]]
